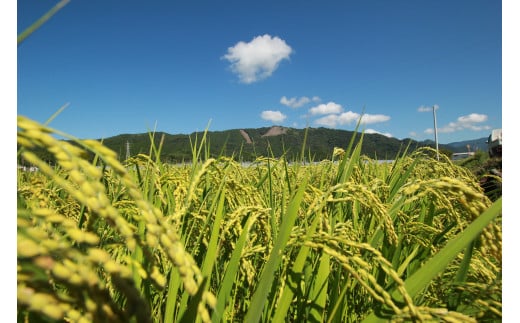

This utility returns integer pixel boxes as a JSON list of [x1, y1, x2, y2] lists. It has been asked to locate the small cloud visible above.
[[222, 34, 293, 84], [280, 96, 311, 108], [418, 104, 439, 112], [365, 129, 393, 138], [314, 111, 391, 128], [360, 114, 391, 124], [424, 113, 490, 134], [409, 131, 418, 138], [309, 102, 343, 115], [457, 113, 487, 124], [337, 111, 390, 125], [261, 110, 287, 123]]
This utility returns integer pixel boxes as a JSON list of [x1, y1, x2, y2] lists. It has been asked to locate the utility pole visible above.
[[125, 141, 131, 160], [433, 105, 439, 160]]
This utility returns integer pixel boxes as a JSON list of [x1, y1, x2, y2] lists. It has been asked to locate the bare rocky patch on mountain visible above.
[[261, 126, 287, 137], [239, 129, 252, 144]]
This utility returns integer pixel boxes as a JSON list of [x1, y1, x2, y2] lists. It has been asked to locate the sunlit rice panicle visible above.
[[18, 116, 215, 321], [302, 237, 407, 317], [82, 136, 218, 313], [17, 286, 70, 321], [220, 205, 271, 285], [400, 177, 487, 222], [327, 182, 398, 244], [17, 207, 132, 322]]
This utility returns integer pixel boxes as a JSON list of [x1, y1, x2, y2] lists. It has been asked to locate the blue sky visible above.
[[17, 0, 503, 144]]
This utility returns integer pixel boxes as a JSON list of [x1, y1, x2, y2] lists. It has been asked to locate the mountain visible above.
[[22, 126, 489, 165], [445, 137, 488, 153], [94, 126, 461, 163]]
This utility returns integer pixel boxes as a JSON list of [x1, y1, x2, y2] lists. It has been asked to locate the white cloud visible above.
[[309, 102, 343, 115], [457, 113, 488, 124], [280, 96, 311, 108], [424, 113, 490, 134], [280, 95, 321, 109], [337, 111, 361, 124], [261, 110, 287, 123], [314, 111, 391, 128], [360, 114, 391, 124], [222, 34, 293, 84], [365, 129, 393, 138], [315, 114, 340, 127]]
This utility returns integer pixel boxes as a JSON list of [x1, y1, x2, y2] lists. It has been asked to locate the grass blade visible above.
[[18, 0, 70, 45]]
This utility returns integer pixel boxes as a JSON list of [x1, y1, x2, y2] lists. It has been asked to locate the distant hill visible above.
[[445, 137, 488, 153], [22, 126, 488, 165], [94, 126, 459, 163]]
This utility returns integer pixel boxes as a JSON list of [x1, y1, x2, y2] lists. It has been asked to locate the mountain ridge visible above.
[[95, 126, 488, 163]]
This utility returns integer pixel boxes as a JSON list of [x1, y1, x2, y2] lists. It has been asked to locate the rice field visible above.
[[17, 115, 502, 322]]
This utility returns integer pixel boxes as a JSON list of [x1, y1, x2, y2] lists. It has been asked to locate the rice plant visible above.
[[17, 115, 501, 322]]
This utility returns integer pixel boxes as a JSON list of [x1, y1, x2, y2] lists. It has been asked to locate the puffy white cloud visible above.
[[337, 111, 360, 124], [280, 96, 321, 108], [424, 113, 490, 134], [360, 114, 391, 124], [309, 102, 343, 115], [280, 96, 311, 108], [457, 113, 488, 124], [261, 110, 287, 123], [314, 114, 340, 127], [222, 34, 293, 84], [314, 111, 391, 128], [337, 112, 390, 125]]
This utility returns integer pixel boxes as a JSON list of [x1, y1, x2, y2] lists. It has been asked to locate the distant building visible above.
[[18, 165, 39, 172], [451, 152, 475, 161]]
